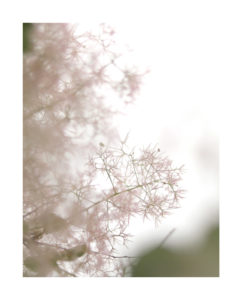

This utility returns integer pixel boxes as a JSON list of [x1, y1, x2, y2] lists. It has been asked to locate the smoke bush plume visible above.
[[23, 23, 184, 276]]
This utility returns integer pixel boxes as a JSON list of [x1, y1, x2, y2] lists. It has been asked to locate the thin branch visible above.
[[101, 156, 117, 193], [84, 179, 168, 211], [57, 265, 77, 277], [30, 240, 68, 251], [159, 228, 176, 247], [23, 206, 41, 218], [90, 250, 137, 259]]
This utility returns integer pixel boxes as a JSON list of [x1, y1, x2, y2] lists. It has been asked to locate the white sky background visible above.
[[75, 4, 219, 253]]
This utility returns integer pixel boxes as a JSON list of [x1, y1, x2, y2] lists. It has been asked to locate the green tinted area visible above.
[[132, 226, 219, 277], [23, 23, 33, 53]]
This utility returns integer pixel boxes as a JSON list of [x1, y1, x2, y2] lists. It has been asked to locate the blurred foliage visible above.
[[131, 226, 219, 277], [23, 212, 68, 240], [24, 248, 59, 276], [23, 244, 87, 276], [59, 245, 87, 261], [37, 212, 69, 234], [23, 23, 33, 53]]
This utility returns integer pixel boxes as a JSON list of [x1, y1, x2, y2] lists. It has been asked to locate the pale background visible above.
[[75, 4, 219, 254]]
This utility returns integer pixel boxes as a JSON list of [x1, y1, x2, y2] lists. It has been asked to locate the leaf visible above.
[[59, 245, 87, 261], [40, 212, 68, 234], [23, 23, 33, 53], [24, 256, 41, 272]]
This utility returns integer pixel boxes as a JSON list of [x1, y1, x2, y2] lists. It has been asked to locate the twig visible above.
[[57, 265, 77, 277], [84, 179, 165, 211], [159, 228, 176, 247], [23, 206, 41, 218], [90, 250, 137, 259]]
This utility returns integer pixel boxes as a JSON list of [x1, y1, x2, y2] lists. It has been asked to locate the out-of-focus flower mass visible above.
[[23, 23, 184, 276]]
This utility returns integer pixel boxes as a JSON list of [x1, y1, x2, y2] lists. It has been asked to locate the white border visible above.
[[1, 0, 241, 299]]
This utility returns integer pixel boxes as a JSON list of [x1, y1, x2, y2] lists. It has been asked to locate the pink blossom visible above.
[[23, 23, 184, 277]]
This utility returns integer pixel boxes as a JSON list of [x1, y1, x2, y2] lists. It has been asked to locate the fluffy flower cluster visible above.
[[23, 23, 184, 276]]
